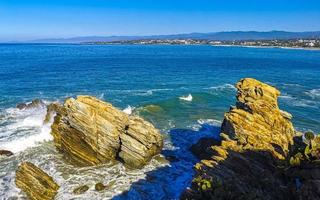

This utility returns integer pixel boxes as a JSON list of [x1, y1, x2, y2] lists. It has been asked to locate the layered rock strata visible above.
[[51, 96, 163, 168], [183, 78, 320, 200], [15, 162, 59, 200]]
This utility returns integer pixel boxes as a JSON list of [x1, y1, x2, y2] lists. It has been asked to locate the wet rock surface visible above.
[[15, 162, 59, 200], [16, 99, 46, 110], [51, 95, 163, 168], [0, 149, 13, 157], [182, 78, 320, 200]]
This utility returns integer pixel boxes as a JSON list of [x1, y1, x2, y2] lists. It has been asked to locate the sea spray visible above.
[[123, 105, 135, 115], [0, 104, 54, 153]]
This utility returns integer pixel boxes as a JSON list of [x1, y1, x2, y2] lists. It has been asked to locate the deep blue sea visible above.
[[0, 44, 319, 199]]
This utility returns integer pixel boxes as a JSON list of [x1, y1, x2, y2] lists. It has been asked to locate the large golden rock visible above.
[[221, 78, 295, 159], [182, 78, 301, 200], [51, 96, 163, 168], [15, 162, 59, 200]]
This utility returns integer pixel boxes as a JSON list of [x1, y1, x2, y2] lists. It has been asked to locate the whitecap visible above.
[[179, 94, 193, 102], [123, 105, 135, 115]]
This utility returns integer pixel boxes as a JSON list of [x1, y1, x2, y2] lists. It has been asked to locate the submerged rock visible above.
[[182, 78, 320, 200], [95, 182, 106, 191], [15, 162, 59, 200], [73, 185, 89, 194], [0, 149, 13, 157], [51, 95, 163, 168]]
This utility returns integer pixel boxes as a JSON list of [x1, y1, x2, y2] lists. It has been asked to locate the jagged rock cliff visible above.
[[51, 96, 163, 168], [221, 78, 295, 159], [182, 78, 320, 200], [15, 162, 59, 200]]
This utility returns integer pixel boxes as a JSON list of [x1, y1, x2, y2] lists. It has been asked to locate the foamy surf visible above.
[[123, 105, 135, 115], [0, 103, 54, 153], [179, 94, 193, 102]]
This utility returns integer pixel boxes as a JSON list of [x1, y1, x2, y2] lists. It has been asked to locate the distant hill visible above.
[[27, 31, 320, 43]]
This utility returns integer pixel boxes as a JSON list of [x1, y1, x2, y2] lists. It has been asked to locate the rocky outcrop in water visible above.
[[221, 78, 295, 159], [16, 99, 45, 110], [182, 78, 320, 200], [0, 149, 13, 157], [51, 95, 163, 168], [15, 162, 59, 200]]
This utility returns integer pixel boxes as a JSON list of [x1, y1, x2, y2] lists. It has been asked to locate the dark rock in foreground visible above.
[[15, 162, 59, 200], [0, 149, 13, 157]]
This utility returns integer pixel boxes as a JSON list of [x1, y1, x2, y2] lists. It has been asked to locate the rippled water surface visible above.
[[0, 44, 319, 199]]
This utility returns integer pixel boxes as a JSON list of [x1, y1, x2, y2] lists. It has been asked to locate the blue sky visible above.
[[0, 0, 319, 41]]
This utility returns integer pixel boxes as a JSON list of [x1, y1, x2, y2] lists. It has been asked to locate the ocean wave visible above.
[[106, 88, 174, 96], [282, 83, 303, 87], [206, 83, 236, 91], [305, 89, 320, 99], [179, 94, 193, 102], [123, 105, 135, 115], [0, 102, 54, 153], [279, 94, 318, 108]]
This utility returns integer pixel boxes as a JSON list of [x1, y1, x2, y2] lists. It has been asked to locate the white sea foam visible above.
[[179, 94, 193, 101], [123, 105, 135, 115], [197, 118, 222, 126], [0, 103, 54, 153]]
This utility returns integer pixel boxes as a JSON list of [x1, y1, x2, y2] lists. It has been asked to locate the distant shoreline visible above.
[[83, 42, 320, 51], [1, 43, 319, 51], [212, 44, 320, 51]]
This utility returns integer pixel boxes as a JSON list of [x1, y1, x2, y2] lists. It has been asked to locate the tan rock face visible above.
[[221, 78, 295, 159], [51, 95, 163, 168], [15, 162, 59, 200], [182, 78, 304, 200]]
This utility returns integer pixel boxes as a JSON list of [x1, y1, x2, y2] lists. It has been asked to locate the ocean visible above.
[[0, 44, 319, 199]]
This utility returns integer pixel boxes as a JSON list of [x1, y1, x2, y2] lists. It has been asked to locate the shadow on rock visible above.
[[112, 123, 220, 200]]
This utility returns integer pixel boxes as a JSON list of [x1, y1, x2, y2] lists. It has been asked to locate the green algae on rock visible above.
[[73, 185, 89, 194], [51, 95, 163, 168], [15, 162, 59, 200], [95, 182, 106, 191]]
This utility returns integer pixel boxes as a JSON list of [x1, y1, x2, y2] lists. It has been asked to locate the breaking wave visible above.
[[179, 94, 193, 102], [123, 105, 135, 115], [0, 102, 54, 153]]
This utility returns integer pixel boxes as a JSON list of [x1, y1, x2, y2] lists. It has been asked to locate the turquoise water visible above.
[[0, 44, 319, 199], [1, 44, 319, 131]]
